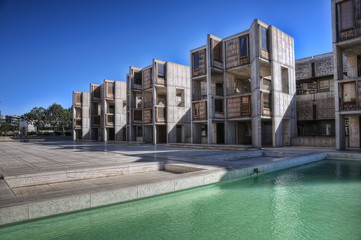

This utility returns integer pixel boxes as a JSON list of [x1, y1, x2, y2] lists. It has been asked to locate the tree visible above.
[[47, 103, 64, 131], [0, 122, 16, 136], [22, 107, 47, 133]]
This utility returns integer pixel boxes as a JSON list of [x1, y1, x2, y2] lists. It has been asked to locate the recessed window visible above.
[[261, 27, 268, 51], [215, 99, 223, 113], [193, 53, 199, 71], [201, 125, 207, 137], [339, 0, 353, 31], [213, 41, 222, 62], [240, 36, 248, 58], [281, 67, 289, 94], [158, 63, 165, 78], [134, 71, 142, 85]]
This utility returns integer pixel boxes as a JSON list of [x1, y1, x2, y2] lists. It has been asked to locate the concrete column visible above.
[[82, 92, 90, 140], [349, 116, 360, 148], [152, 64, 157, 144], [114, 81, 121, 141], [334, 45, 346, 149], [250, 21, 262, 148], [206, 35, 213, 144]]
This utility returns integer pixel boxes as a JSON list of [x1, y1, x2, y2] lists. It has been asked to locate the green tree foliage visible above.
[[0, 122, 18, 136], [22, 104, 72, 134]]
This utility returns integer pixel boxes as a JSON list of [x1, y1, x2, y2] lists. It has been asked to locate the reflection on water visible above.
[[1, 160, 361, 240]]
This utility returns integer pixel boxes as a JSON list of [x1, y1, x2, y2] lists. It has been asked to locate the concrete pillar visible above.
[[115, 81, 121, 141], [82, 92, 90, 140], [206, 35, 213, 144], [250, 21, 262, 148], [348, 116, 360, 148], [334, 45, 346, 150]]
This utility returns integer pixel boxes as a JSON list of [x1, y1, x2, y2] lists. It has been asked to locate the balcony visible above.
[[192, 101, 207, 120], [144, 101, 153, 108], [192, 94, 207, 101], [133, 109, 143, 123], [74, 120, 82, 129], [144, 109, 152, 124], [155, 107, 166, 123], [105, 114, 114, 126], [338, 66, 361, 80], [227, 96, 251, 119]]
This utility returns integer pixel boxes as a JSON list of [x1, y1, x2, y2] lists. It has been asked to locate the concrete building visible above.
[[332, 0, 361, 149], [126, 59, 191, 144], [73, 79, 126, 142], [190, 19, 297, 148], [294, 53, 336, 147]]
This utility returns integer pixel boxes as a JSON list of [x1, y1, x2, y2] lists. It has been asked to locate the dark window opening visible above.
[[240, 36, 248, 58], [313, 105, 317, 119], [263, 93, 271, 109], [311, 62, 315, 77], [201, 125, 207, 137], [134, 71, 142, 85], [261, 27, 268, 51], [358, 55, 361, 77], [215, 99, 223, 113], [158, 63, 165, 78], [108, 105, 115, 114], [216, 83, 224, 96], [193, 53, 199, 71], [213, 41, 222, 62]]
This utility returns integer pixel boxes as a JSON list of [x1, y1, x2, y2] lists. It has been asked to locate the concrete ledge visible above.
[[5, 163, 163, 188], [169, 143, 253, 151], [0, 152, 329, 226], [326, 152, 361, 160]]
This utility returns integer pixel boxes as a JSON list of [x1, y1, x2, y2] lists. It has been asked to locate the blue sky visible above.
[[0, 0, 332, 116]]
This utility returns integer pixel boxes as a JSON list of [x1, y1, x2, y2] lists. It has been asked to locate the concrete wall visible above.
[[269, 25, 297, 147], [166, 62, 191, 143], [297, 91, 335, 121], [82, 92, 90, 140], [296, 53, 334, 80]]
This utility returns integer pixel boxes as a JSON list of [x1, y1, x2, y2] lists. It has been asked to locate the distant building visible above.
[[5, 115, 20, 124], [73, 79, 127, 142], [19, 121, 37, 135], [294, 53, 336, 146]]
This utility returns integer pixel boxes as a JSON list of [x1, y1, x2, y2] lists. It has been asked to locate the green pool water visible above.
[[1, 159, 361, 240]]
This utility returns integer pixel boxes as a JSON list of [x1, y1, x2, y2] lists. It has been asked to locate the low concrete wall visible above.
[[0, 152, 327, 226], [0, 137, 14, 142], [291, 136, 335, 147]]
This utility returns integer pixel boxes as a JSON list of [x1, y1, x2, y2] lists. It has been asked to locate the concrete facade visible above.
[[294, 53, 336, 147], [190, 19, 297, 148], [126, 59, 191, 144], [72, 79, 127, 142], [332, 0, 361, 149]]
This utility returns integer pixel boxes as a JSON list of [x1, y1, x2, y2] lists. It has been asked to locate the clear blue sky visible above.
[[0, 0, 332, 116]]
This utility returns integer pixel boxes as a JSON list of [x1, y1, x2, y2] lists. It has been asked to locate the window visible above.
[[240, 36, 248, 58], [261, 27, 268, 51], [93, 86, 100, 98], [134, 71, 142, 85], [311, 62, 315, 77], [213, 41, 222, 62], [158, 63, 165, 78], [136, 126, 142, 137], [201, 125, 207, 137], [176, 89, 184, 107], [342, 82, 356, 103], [263, 93, 271, 109], [108, 104, 115, 114], [193, 53, 199, 71], [216, 83, 223, 96], [339, 0, 354, 31], [281, 67, 289, 94], [76, 120, 82, 126], [357, 55, 361, 77], [215, 99, 223, 113], [313, 105, 317, 119], [319, 80, 330, 92]]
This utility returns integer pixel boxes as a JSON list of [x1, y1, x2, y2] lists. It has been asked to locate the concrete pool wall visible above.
[[3, 151, 359, 226]]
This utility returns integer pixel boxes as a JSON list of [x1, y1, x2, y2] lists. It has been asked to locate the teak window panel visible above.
[[213, 40, 222, 63], [193, 53, 199, 71], [339, 0, 354, 31]]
